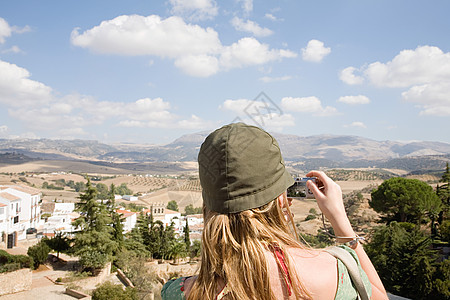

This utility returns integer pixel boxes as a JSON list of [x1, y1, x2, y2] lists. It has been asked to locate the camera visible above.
[[287, 177, 317, 199]]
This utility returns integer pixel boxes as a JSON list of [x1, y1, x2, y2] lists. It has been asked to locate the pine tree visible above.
[[106, 184, 124, 251], [72, 177, 117, 271], [437, 162, 450, 224], [366, 222, 440, 299]]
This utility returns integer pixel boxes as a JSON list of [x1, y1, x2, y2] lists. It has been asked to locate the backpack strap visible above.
[[325, 246, 370, 300]]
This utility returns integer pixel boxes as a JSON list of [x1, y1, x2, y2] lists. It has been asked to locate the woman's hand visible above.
[[305, 170, 355, 238]]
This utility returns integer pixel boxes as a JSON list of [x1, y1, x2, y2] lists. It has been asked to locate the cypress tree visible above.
[[184, 217, 190, 254]]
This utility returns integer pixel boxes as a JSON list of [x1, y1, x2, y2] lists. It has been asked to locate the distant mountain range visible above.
[[1, 132, 449, 172]]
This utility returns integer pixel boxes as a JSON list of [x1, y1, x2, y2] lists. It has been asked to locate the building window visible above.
[[0, 207, 4, 215], [13, 216, 19, 224]]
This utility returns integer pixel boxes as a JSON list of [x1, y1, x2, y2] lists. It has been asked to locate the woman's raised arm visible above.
[[306, 170, 388, 300]]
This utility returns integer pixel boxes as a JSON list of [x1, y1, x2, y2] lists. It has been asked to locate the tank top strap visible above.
[[216, 283, 231, 300], [268, 242, 293, 296]]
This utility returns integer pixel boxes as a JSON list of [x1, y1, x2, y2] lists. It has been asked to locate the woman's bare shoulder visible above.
[[287, 247, 338, 299]]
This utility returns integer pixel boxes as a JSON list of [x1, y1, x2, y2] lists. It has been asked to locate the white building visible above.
[[163, 209, 181, 229], [53, 203, 75, 215], [116, 209, 137, 233], [0, 203, 7, 239], [0, 185, 41, 229], [122, 195, 138, 201], [0, 185, 41, 247], [41, 202, 78, 237]]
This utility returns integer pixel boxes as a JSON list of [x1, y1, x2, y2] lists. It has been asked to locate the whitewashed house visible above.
[[122, 195, 138, 201], [53, 203, 75, 215], [0, 185, 42, 247], [0, 203, 7, 239], [116, 209, 137, 233], [163, 209, 181, 229], [0, 185, 41, 229], [41, 202, 77, 237]]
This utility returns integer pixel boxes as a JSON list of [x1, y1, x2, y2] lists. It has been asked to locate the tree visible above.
[[167, 200, 179, 212], [370, 177, 442, 224], [72, 178, 118, 271], [27, 240, 50, 269], [106, 184, 124, 252], [184, 218, 190, 254], [74, 181, 86, 192], [95, 183, 109, 200], [114, 250, 158, 299], [45, 232, 70, 259], [116, 183, 133, 196], [365, 222, 442, 299], [190, 240, 202, 258], [184, 204, 202, 215], [92, 281, 137, 300], [437, 162, 450, 225]]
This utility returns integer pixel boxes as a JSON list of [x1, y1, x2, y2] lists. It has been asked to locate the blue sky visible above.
[[1, 0, 449, 144]]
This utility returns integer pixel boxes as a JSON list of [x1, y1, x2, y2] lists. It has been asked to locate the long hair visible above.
[[187, 197, 312, 300]]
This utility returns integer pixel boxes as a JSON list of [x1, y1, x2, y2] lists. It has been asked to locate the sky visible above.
[[1, 0, 450, 145]]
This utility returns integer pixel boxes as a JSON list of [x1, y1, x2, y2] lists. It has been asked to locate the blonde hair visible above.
[[188, 196, 312, 300]]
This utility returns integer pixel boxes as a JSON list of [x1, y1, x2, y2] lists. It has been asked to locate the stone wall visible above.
[[73, 262, 111, 290], [0, 268, 32, 296]]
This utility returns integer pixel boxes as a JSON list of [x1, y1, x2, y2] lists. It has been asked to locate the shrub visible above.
[[27, 240, 51, 269], [305, 214, 316, 221], [0, 250, 34, 272], [92, 281, 137, 300], [439, 220, 450, 242], [308, 208, 317, 215], [13, 255, 33, 269], [0, 262, 21, 273]]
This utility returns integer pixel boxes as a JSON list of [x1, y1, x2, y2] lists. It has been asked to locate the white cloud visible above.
[[265, 14, 276, 21], [264, 13, 282, 21], [339, 67, 364, 85], [0, 125, 8, 133], [259, 75, 292, 83], [174, 54, 219, 77], [0, 18, 12, 44], [342, 45, 450, 116], [0, 59, 212, 134], [219, 37, 297, 70], [169, 0, 218, 21], [58, 127, 88, 137], [177, 114, 214, 129], [301, 39, 331, 62], [8, 93, 212, 132], [0, 60, 53, 107], [238, 0, 253, 13], [337, 95, 370, 105], [281, 96, 338, 116], [2, 46, 23, 54], [0, 18, 31, 44], [220, 98, 294, 130], [71, 15, 222, 58], [71, 15, 296, 77], [344, 121, 367, 129], [402, 82, 450, 116], [363, 46, 450, 88], [11, 25, 31, 34], [230, 17, 273, 37]]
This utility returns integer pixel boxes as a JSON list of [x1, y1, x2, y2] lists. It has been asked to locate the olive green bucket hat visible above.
[[198, 122, 294, 214]]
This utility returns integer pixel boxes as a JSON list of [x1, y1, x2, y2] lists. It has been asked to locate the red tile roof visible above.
[[116, 209, 137, 218]]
